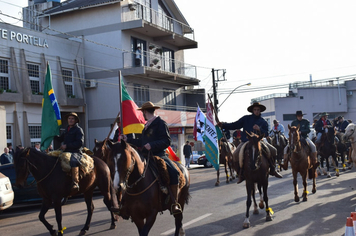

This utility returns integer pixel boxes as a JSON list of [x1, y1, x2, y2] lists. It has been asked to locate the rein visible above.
[[25, 149, 60, 184]]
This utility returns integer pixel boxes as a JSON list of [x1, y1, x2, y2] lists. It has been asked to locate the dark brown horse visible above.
[[270, 130, 288, 172], [14, 147, 119, 236], [288, 125, 316, 202], [216, 138, 236, 186], [318, 125, 339, 178], [239, 132, 272, 228], [335, 132, 349, 170], [107, 140, 190, 236]]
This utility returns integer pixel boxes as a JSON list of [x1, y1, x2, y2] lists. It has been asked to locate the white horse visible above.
[[343, 123, 356, 168]]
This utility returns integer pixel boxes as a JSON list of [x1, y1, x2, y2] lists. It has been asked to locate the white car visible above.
[[0, 172, 14, 211]]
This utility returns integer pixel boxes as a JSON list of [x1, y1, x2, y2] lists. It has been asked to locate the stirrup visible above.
[[171, 203, 182, 215], [71, 182, 79, 191]]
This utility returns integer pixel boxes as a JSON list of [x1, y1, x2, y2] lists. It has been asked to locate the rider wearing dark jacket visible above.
[[218, 102, 282, 183]]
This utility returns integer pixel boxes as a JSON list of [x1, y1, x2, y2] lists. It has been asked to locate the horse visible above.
[[216, 138, 236, 186], [13, 147, 119, 236], [238, 132, 273, 228], [270, 130, 288, 172], [288, 125, 316, 202], [335, 132, 349, 170], [107, 140, 190, 236], [343, 123, 356, 168], [318, 125, 339, 178]]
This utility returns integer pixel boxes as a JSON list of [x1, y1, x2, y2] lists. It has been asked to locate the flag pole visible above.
[[118, 70, 124, 134]]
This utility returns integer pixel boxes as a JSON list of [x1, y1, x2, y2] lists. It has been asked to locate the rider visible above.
[[218, 102, 283, 184], [120, 101, 182, 214], [56, 112, 84, 192], [269, 120, 288, 143], [337, 116, 349, 133], [283, 110, 318, 170], [315, 112, 332, 153]]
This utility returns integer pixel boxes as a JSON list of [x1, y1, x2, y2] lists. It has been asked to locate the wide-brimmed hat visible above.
[[66, 112, 80, 123], [320, 112, 329, 117], [137, 101, 160, 111], [338, 116, 343, 120], [295, 111, 305, 116], [247, 102, 266, 113], [273, 119, 279, 124]]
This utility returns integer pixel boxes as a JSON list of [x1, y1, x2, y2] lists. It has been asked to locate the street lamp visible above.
[[218, 82, 251, 109]]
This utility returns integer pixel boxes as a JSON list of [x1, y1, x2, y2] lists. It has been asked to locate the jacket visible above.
[[222, 114, 268, 142], [291, 119, 310, 139], [338, 120, 349, 133], [128, 116, 171, 157], [315, 118, 332, 134], [183, 144, 192, 157], [57, 123, 84, 153]]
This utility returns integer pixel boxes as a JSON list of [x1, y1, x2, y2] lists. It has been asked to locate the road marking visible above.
[[161, 213, 212, 235]]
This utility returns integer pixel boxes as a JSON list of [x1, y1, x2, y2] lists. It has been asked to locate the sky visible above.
[[2, 0, 356, 122]]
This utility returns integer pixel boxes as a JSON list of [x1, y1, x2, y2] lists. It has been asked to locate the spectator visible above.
[[8, 144, 15, 156], [35, 143, 41, 152], [1, 147, 13, 165], [183, 141, 192, 168]]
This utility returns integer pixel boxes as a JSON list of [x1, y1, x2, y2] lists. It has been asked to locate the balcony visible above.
[[121, 50, 199, 86], [121, 3, 197, 50]]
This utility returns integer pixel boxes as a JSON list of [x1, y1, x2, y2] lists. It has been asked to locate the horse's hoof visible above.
[[79, 230, 86, 236], [253, 209, 259, 215], [215, 182, 220, 186], [226, 180, 230, 184], [303, 197, 307, 202], [259, 201, 264, 209], [295, 196, 300, 202], [266, 214, 273, 222], [327, 173, 331, 178], [51, 230, 57, 236], [243, 222, 250, 228], [312, 188, 316, 194], [110, 223, 116, 230]]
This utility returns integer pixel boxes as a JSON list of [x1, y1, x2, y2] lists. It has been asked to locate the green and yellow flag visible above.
[[40, 62, 61, 151]]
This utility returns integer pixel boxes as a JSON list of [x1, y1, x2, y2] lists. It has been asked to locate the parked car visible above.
[[0, 163, 41, 205], [0, 171, 14, 210], [197, 155, 213, 168], [190, 154, 201, 164]]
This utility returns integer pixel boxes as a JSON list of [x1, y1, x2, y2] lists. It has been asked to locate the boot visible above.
[[268, 158, 282, 178], [71, 167, 80, 191], [283, 153, 289, 170], [237, 168, 245, 184], [170, 184, 182, 214]]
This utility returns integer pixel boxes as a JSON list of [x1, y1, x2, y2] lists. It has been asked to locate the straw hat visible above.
[[66, 112, 80, 123], [137, 101, 160, 110]]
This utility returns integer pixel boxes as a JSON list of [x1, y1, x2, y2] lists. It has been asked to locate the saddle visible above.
[[150, 156, 185, 192], [238, 141, 271, 169], [48, 150, 94, 177]]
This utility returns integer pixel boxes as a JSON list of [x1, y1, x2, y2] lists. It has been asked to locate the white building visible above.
[[0, 0, 205, 158], [252, 76, 356, 136]]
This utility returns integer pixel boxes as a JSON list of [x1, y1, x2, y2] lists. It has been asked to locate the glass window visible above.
[[163, 88, 176, 110], [0, 59, 9, 90], [283, 114, 296, 121], [6, 125, 12, 145], [134, 84, 149, 107], [27, 63, 40, 93], [62, 69, 74, 96], [29, 125, 41, 148]]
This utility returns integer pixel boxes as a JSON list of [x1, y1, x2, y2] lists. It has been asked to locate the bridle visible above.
[[25, 148, 59, 184]]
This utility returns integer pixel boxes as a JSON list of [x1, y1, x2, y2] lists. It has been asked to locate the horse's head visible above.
[[288, 124, 300, 152], [13, 147, 30, 188], [93, 139, 112, 161], [246, 131, 263, 153], [344, 123, 356, 141]]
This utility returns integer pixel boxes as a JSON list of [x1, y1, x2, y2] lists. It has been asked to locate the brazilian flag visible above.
[[40, 62, 61, 151]]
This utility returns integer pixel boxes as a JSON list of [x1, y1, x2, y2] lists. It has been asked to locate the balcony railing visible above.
[[252, 93, 288, 103], [121, 3, 195, 41], [123, 50, 197, 79]]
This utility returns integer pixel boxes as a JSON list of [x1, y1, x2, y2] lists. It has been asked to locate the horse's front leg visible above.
[[243, 182, 253, 228], [262, 181, 272, 222], [141, 210, 158, 236], [215, 169, 220, 186], [251, 183, 258, 215], [301, 171, 308, 202], [326, 156, 331, 178], [292, 170, 299, 202], [332, 153, 339, 177], [39, 199, 57, 236], [103, 184, 119, 229], [79, 192, 94, 236], [224, 160, 230, 184]]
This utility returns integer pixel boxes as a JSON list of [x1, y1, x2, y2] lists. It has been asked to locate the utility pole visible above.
[[211, 68, 226, 114]]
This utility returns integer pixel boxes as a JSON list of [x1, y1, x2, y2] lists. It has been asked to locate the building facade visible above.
[[0, 0, 205, 159]]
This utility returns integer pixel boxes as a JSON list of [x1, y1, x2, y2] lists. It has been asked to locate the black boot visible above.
[[268, 158, 282, 178]]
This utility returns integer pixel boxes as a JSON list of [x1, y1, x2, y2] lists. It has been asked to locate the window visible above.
[[6, 125, 12, 145], [62, 69, 74, 97], [27, 63, 40, 93], [134, 84, 149, 107], [162, 48, 174, 72], [29, 125, 41, 148], [132, 38, 147, 67], [0, 59, 9, 90], [283, 114, 296, 121], [163, 88, 176, 110]]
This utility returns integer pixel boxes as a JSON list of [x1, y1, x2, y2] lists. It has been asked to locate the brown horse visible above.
[[288, 125, 316, 202], [216, 138, 236, 186], [107, 140, 190, 236], [239, 132, 273, 228], [13, 147, 119, 236]]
